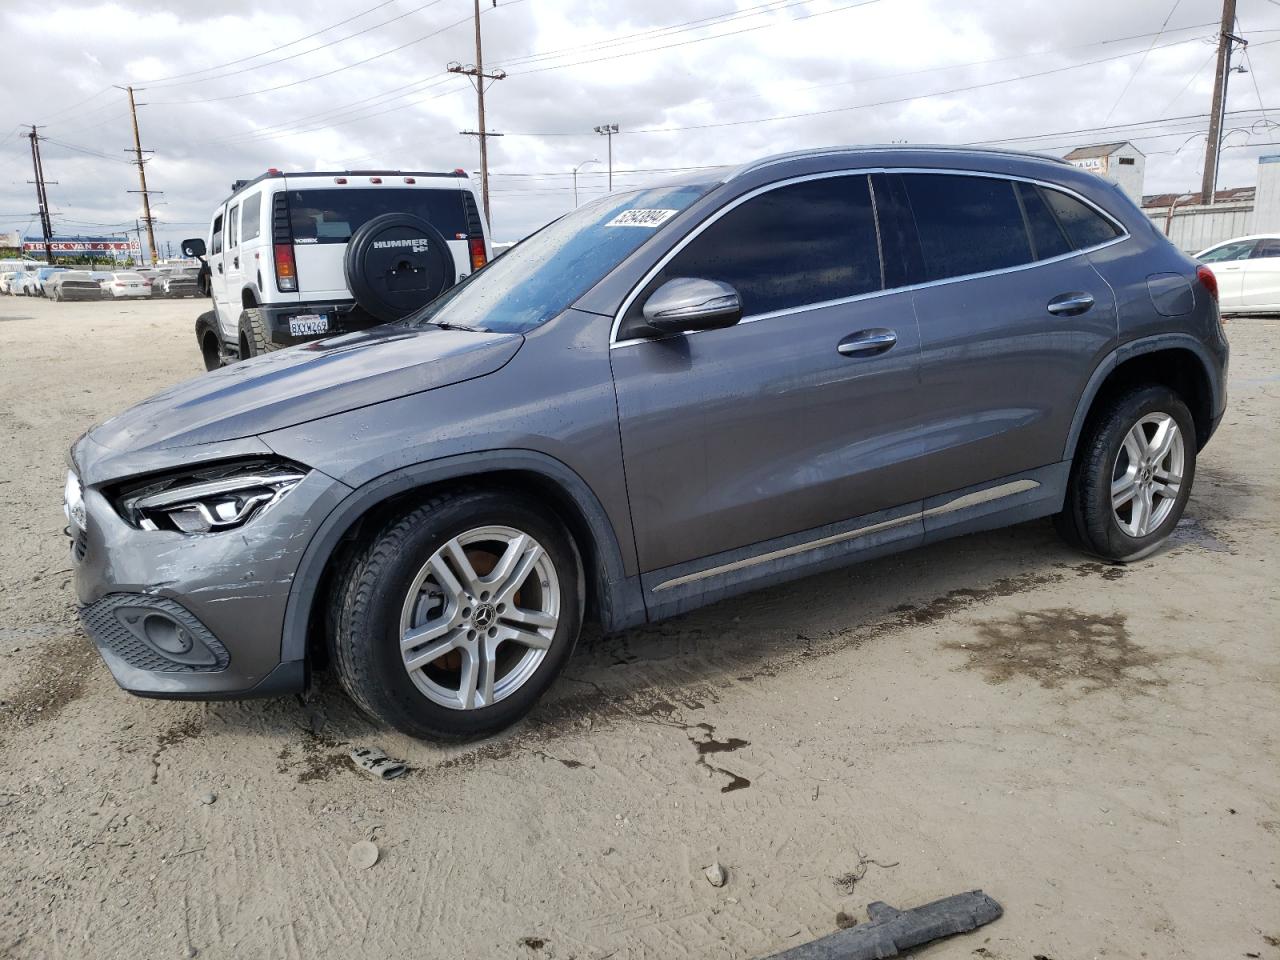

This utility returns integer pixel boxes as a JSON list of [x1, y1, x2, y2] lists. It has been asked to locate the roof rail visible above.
[[727, 144, 1069, 181]]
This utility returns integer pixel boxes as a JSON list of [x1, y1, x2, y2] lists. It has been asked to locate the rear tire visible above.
[[238, 307, 281, 358], [331, 490, 583, 740], [1056, 385, 1195, 562]]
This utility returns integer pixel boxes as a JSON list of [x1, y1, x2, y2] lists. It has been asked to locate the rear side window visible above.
[[1250, 238, 1280, 259], [288, 187, 470, 243], [903, 174, 1033, 281], [241, 193, 262, 242], [227, 204, 240, 248], [1040, 187, 1121, 250], [661, 174, 882, 316]]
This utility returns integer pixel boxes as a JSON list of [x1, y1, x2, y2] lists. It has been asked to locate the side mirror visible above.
[[181, 237, 207, 259], [640, 277, 742, 335]]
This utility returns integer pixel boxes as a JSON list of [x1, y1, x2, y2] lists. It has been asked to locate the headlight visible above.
[[118, 460, 306, 534], [63, 471, 87, 532]]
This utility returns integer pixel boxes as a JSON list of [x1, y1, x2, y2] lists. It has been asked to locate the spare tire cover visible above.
[[344, 212, 457, 322]]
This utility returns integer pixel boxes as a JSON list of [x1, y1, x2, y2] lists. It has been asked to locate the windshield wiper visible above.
[[429, 321, 483, 333]]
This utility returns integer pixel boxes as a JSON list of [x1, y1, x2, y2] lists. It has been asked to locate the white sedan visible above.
[[1195, 234, 1280, 313], [101, 272, 153, 298]]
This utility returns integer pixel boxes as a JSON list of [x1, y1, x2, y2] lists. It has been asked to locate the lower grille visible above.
[[80, 594, 229, 673]]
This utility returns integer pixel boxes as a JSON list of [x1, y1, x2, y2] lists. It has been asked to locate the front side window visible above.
[[241, 193, 262, 242], [210, 213, 223, 255], [1199, 239, 1257, 263], [904, 174, 1033, 281], [654, 174, 883, 317]]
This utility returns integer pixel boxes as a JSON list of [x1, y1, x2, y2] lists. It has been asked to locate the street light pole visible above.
[[572, 158, 600, 207], [593, 124, 619, 191]]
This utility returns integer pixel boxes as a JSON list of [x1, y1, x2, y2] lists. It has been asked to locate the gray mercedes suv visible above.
[[67, 146, 1228, 739]]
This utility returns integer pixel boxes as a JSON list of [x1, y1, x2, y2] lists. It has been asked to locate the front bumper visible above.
[[70, 457, 350, 699], [259, 300, 385, 347]]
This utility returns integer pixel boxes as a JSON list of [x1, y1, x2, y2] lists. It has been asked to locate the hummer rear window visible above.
[[287, 188, 471, 242]]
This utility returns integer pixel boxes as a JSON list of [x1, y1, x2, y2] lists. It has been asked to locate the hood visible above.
[[89, 325, 523, 452]]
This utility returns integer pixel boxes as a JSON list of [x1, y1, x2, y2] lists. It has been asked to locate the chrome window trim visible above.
[[609, 167, 1129, 349], [651, 478, 1040, 592]]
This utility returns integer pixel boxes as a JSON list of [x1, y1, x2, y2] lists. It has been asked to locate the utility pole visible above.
[[1202, 0, 1243, 203], [26, 126, 55, 263], [572, 158, 600, 208], [119, 85, 159, 264], [594, 124, 619, 191], [449, 0, 507, 228]]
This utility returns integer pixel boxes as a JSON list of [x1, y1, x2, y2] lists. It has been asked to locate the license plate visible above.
[[289, 314, 329, 336]]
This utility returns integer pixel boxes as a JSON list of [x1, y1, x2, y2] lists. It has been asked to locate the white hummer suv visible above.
[[182, 169, 492, 369]]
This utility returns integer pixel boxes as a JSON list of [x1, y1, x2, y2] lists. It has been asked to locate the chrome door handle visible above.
[[1046, 292, 1094, 316], [837, 328, 897, 357]]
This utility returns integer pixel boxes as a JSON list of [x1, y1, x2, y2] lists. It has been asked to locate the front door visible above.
[[904, 172, 1119, 491], [208, 208, 235, 340], [1198, 237, 1256, 308], [611, 173, 925, 575]]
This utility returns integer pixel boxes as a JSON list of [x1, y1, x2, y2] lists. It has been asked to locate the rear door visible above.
[[285, 179, 480, 301], [1197, 238, 1256, 308], [905, 172, 1119, 497], [1243, 237, 1280, 308]]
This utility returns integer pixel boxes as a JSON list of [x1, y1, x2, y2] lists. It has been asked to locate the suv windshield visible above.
[[406, 182, 715, 334], [289, 187, 471, 243]]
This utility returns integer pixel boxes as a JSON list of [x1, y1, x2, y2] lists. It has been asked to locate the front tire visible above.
[[1056, 385, 1195, 561], [331, 490, 583, 740]]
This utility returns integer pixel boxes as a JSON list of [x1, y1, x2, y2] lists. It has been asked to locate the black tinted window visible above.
[[662, 175, 882, 316], [241, 193, 262, 242], [1016, 183, 1072, 260], [1041, 187, 1121, 250], [288, 187, 469, 243], [904, 174, 1032, 280]]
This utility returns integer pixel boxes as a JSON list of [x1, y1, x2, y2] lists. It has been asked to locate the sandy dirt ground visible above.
[[0, 295, 1277, 960]]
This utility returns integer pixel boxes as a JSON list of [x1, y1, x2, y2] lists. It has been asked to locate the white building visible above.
[[1063, 142, 1146, 203]]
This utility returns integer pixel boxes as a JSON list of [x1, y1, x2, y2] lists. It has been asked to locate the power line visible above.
[[142, 0, 452, 89], [40, 136, 134, 164], [504, 32, 1213, 136], [1103, 0, 1185, 122], [133, 0, 403, 84]]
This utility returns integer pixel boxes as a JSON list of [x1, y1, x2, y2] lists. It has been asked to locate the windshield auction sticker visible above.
[[606, 208, 679, 228]]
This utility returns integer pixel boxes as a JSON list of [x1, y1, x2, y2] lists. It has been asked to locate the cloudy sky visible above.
[[2, 0, 1278, 253]]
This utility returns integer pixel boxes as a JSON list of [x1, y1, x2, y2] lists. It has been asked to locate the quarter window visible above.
[[903, 174, 1034, 281], [1016, 182, 1072, 261], [1040, 187, 1122, 250], [241, 193, 262, 242], [658, 174, 882, 317]]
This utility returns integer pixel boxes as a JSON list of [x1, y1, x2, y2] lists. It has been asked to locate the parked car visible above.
[[32, 266, 69, 296], [0, 271, 22, 294], [181, 167, 491, 371], [1194, 233, 1280, 313], [69, 146, 1227, 740], [154, 266, 200, 298], [100, 271, 152, 298], [46, 270, 107, 301]]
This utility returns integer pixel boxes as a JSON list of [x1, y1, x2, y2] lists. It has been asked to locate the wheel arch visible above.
[[241, 285, 259, 309], [280, 451, 646, 668], [1065, 335, 1222, 462]]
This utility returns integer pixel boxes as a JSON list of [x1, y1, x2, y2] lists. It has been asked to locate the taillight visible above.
[[274, 243, 298, 292], [114, 282, 124, 287], [468, 236, 487, 272], [1196, 265, 1218, 304]]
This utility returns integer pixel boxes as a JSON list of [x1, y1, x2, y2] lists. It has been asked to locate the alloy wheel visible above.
[[397, 525, 560, 710], [1111, 412, 1184, 538]]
